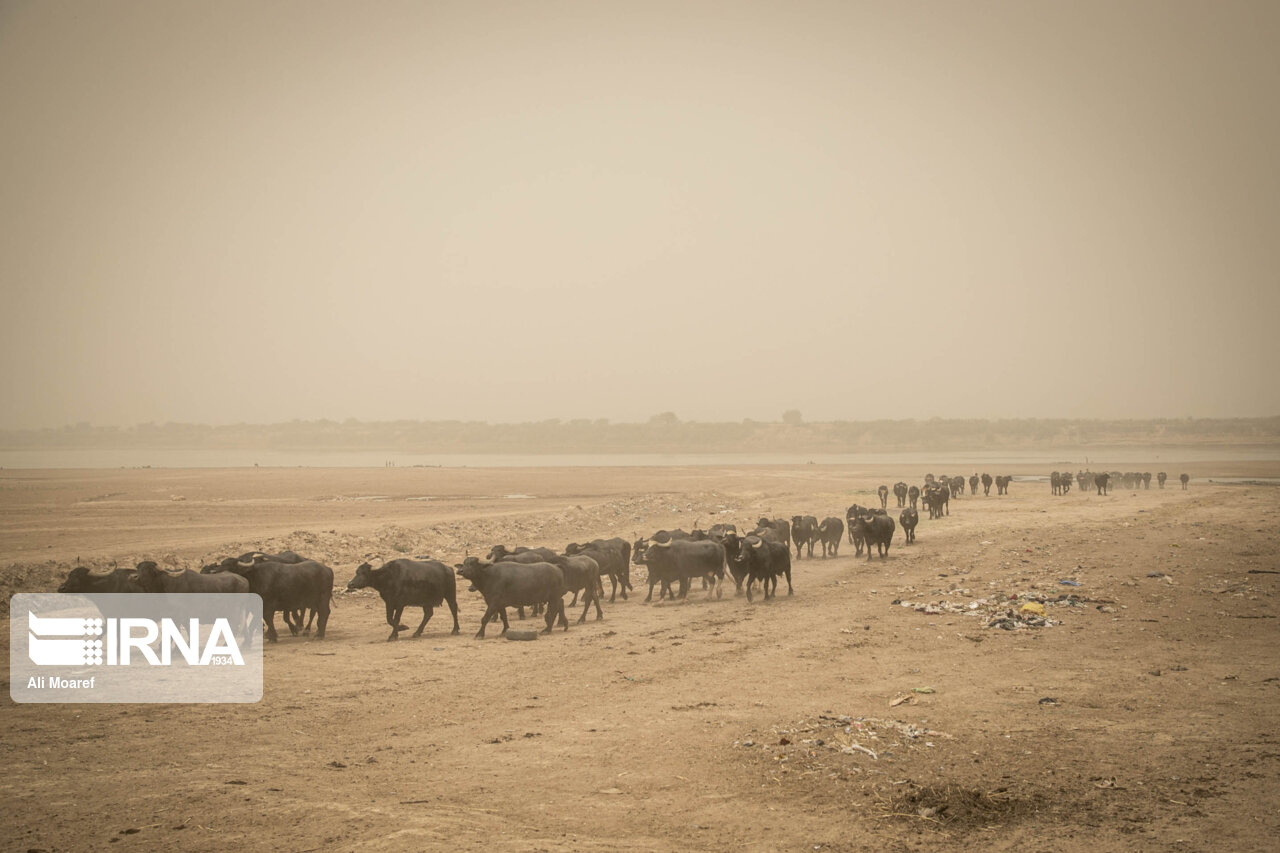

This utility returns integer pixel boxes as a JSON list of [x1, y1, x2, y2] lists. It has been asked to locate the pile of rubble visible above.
[[736, 713, 951, 763], [890, 589, 1103, 630]]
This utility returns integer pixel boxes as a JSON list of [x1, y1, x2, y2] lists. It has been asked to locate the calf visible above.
[[908, 485, 921, 510], [877, 485, 889, 509], [899, 508, 918, 544], [347, 559, 460, 641], [817, 517, 844, 558], [455, 559, 566, 639]]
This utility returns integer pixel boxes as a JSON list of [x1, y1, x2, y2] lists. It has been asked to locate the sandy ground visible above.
[[2, 460, 1279, 852]]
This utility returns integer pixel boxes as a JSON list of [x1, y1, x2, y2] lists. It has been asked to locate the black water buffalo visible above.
[[58, 566, 144, 594], [706, 523, 738, 542], [223, 558, 333, 642], [1077, 471, 1090, 492], [455, 559, 566, 639], [728, 535, 792, 602], [236, 550, 307, 565], [633, 538, 725, 602], [845, 504, 869, 555], [347, 559, 459, 641], [949, 476, 965, 498], [969, 474, 979, 495], [548, 554, 603, 623], [751, 518, 791, 549], [908, 485, 921, 509], [893, 482, 908, 507], [995, 475, 1012, 495], [790, 515, 820, 559], [877, 485, 889, 509], [488, 544, 558, 563], [1141, 472, 1151, 489], [565, 538, 632, 602], [817, 517, 844, 557], [1095, 472, 1110, 495], [925, 485, 949, 519], [136, 561, 250, 595], [1180, 473, 1189, 489], [850, 511, 895, 559], [719, 533, 751, 594], [1158, 472, 1167, 488], [1051, 472, 1063, 495], [981, 473, 993, 495], [899, 508, 918, 544]]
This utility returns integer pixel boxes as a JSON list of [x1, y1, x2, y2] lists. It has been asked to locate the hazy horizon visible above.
[[3, 1, 1278, 430]]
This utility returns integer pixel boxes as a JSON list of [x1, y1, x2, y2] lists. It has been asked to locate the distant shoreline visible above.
[[3, 444, 1279, 470]]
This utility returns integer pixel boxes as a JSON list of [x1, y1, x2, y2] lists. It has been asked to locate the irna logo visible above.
[[11, 593, 263, 704], [27, 611, 245, 667]]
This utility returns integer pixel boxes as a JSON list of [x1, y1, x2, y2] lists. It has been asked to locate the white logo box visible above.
[[10, 593, 263, 703]]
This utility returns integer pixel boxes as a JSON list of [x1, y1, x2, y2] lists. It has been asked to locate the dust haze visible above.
[[2, 1, 1277, 430]]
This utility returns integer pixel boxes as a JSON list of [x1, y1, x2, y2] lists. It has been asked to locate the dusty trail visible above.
[[2, 465, 1278, 851]]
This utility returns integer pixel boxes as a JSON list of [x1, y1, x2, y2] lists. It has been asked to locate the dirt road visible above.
[[2, 463, 1278, 851]]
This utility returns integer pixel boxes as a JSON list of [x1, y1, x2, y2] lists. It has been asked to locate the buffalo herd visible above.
[[52, 467, 1190, 643]]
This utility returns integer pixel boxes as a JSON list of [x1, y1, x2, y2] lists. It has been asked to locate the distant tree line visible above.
[[2, 416, 1277, 454]]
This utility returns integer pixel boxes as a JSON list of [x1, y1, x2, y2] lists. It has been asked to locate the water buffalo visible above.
[[981, 473, 993, 496], [58, 566, 143, 594], [877, 485, 889, 509], [347, 559, 460, 641], [222, 558, 333, 642], [456, 558, 567, 638], [728, 535, 792, 602], [790, 515, 820, 559], [633, 538, 725, 602], [135, 561, 249, 595], [817, 517, 844, 558], [1180, 473, 1189, 489], [850, 510, 895, 559], [1095, 472, 1110, 495], [899, 508, 918, 544], [893, 482, 908, 507]]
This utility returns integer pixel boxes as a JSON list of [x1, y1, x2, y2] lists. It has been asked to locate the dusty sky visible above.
[[1, 1, 1277, 429]]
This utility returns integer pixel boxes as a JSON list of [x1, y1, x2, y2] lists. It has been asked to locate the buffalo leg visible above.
[[386, 602, 401, 641], [445, 593, 460, 634], [413, 606, 432, 638], [264, 611, 280, 643], [313, 601, 328, 639]]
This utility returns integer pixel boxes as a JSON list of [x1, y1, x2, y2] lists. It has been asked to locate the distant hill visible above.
[[2, 417, 1278, 454]]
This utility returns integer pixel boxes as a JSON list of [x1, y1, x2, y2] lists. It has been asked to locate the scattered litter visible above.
[[1058, 579, 1081, 587], [1019, 602, 1046, 617], [890, 693, 912, 707], [912, 687, 935, 694], [1038, 697, 1059, 706], [506, 630, 538, 641]]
